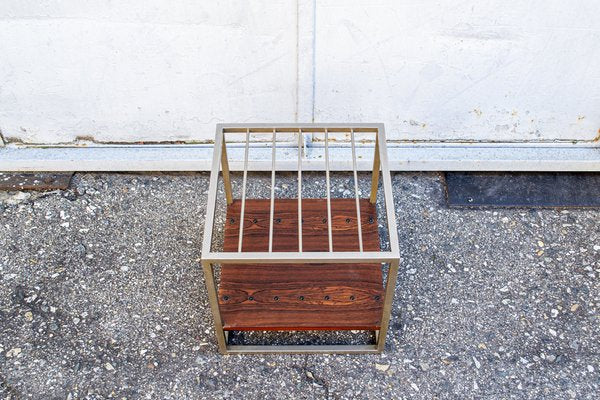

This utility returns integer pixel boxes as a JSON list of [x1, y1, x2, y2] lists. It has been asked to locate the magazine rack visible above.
[[201, 124, 399, 354]]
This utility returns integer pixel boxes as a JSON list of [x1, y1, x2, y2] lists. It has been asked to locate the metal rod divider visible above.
[[298, 129, 303, 252], [324, 129, 333, 252], [237, 129, 250, 252], [268, 129, 276, 252], [350, 129, 364, 252], [370, 134, 380, 204], [221, 137, 233, 205]]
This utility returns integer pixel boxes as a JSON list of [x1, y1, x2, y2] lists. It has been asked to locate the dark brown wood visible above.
[[223, 198, 380, 252], [218, 198, 383, 331]]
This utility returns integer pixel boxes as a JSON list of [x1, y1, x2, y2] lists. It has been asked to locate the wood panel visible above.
[[223, 198, 380, 252], [218, 198, 383, 331]]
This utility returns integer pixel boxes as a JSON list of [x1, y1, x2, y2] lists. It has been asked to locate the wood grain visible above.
[[218, 198, 383, 331]]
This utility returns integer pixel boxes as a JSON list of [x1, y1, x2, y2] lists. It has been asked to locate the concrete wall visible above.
[[1, 1, 599, 144]]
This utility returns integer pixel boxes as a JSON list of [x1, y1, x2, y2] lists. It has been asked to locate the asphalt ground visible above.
[[1, 172, 598, 399]]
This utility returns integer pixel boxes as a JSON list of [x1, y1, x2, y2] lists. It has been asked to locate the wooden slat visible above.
[[218, 198, 383, 331], [223, 199, 379, 252]]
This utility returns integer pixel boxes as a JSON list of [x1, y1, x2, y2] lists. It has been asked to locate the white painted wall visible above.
[[0, 1, 298, 144], [1, 1, 599, 144], [315, 0, 600, 142]]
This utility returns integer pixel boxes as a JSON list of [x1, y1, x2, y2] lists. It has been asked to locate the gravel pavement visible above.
[[1, 172, 598, 399]]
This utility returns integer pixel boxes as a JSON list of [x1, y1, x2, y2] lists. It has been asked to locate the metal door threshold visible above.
[[1, 142, 598, 172]]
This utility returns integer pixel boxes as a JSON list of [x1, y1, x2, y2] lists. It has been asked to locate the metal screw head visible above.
[[350, 295, 355, 301], [374, 295, 381, 301], [275, 218, 282, 224], [345, 218, 351, 223], [322, 218, 327, 224], [248, 296, 254, 301], [223, 295, 229, 301], [252, 218, 258, 224], [324, 295, 330, 300], [273, 296, 279, 301], [229, 218, 235, 224], [299, 295, 304, 301], [368, 216, 374, 224]]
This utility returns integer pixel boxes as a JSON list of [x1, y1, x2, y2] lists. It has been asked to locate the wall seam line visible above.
[[311, 0, 316, 123]]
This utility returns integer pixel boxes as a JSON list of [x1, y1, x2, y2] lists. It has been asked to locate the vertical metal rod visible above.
[[377, 259, 399, 352], [221, 136, 233, 205], [324, 128, 333, 252], [268, 129, 276, 252], [297, 129, 303, 252], [202, 262, 228, 354], [237, 129, 250, 252], [350, 129, 364, 252], [370, 134, 381, 204]]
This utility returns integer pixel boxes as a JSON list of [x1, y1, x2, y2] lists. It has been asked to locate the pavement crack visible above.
[[300, 356, 330, 397]]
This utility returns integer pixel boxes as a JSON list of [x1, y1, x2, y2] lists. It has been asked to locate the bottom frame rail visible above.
[[225, 344, 380, 354]]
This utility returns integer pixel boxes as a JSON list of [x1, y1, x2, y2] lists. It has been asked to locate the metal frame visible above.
[[201, 123, 400, 354]]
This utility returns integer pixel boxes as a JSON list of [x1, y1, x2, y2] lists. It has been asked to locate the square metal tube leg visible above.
[[377, 260, 400, 351], [201, 262, 227, 354]]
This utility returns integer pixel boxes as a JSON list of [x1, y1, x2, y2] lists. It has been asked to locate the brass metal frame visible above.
[[201, 123, 400, 354]]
